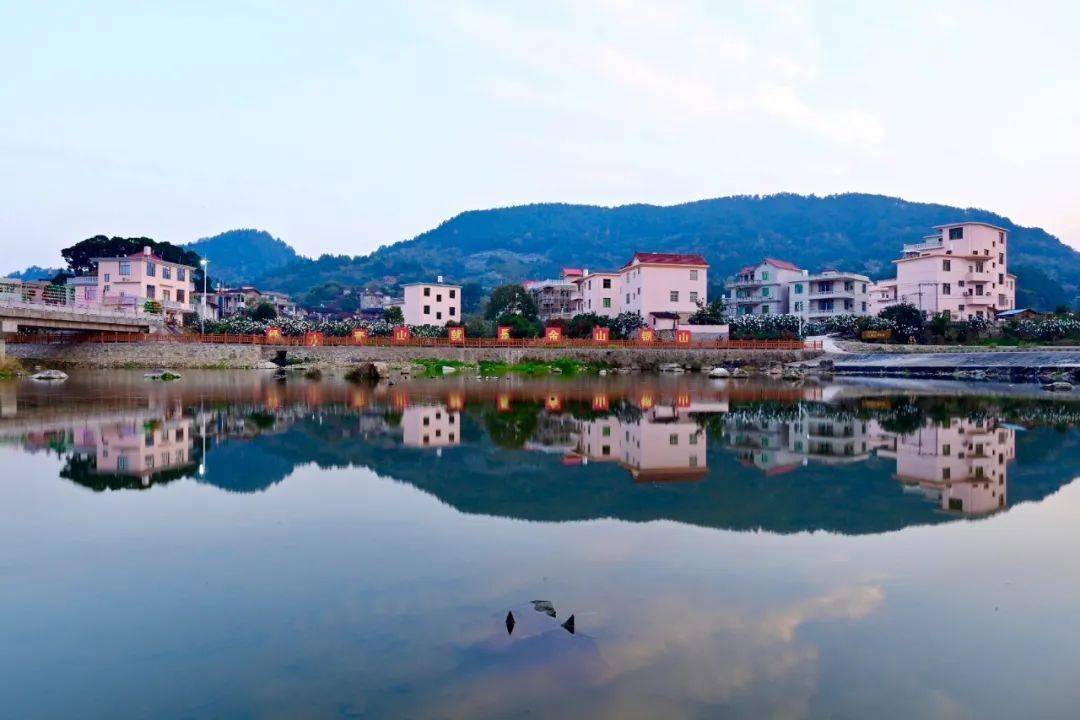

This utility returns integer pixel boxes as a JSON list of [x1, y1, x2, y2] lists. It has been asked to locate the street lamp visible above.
[[200, 259, 209, 335]]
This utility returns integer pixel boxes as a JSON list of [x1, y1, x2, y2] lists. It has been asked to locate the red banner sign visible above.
[[676, 392, 692, 408], [304, 332, 324, 347], [497, 394, 512, 412], [352, 328, 368, 343], [544, 326, 563, 343], [448, 326, 466, 343], [265, 327, 283, 342], [592, 394, 609, 411], [497, 326, 512, 341], [545, 394, 563, 412], [592, 326, 611, 342], [639, 328, 656, 343], [392, 326, 411, 343], [675, 329, 692, 344]]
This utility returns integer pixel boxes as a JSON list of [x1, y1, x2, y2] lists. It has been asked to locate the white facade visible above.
[[572, 271, 621, 318], [726, 259, 808, 316], [789, 270, 872, 321]]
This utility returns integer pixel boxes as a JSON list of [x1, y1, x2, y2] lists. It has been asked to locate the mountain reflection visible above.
[[2, 373, 1077, 533]]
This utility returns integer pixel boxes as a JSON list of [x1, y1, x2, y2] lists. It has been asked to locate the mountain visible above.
[[3, 265, 62, 282], [253, 193, 1080, 310], [185, 229, 301, 286]]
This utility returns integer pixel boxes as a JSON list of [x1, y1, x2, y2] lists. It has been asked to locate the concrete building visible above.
[[620, 252, 709, 328], [68, 275, 100, 308], [872, 222, 1017, 320], [571, 270, 621, 318], [524, 269, 580, 320], [727, 258, 807, 316], [93, 246, 196, 326], [789, 269, 871, 321], [402, 279, 461, 326]]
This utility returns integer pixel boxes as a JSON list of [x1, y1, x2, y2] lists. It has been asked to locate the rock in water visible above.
[[1043, 381, 1074, 392], [505, 611, 515, 635], [561, 614, 575, 635], [708, 367, 730, 378], [31, 369, 68, 381], [531, 600, 556, 618]]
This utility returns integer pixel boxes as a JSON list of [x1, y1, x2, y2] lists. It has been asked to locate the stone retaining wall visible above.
[[7, 341, 820, 369]]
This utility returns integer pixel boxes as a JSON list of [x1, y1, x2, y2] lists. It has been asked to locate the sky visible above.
[[2, 0, 1079, 270]]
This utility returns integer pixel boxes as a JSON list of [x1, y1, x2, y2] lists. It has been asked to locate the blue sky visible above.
[[3, 0, 1078, 269]]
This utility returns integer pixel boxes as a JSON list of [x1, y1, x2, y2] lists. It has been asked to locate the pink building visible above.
[[402, 279, 461, 326], [876, 417, 1015, 515], [94, 417, 196, 486], [68, 275, 100, 307], [619, 252, 709, 328], [572, 271, 621, 318], [873, 222, 1016, 320], [94, 247, 196, 326], [402, 405, 460, 448]]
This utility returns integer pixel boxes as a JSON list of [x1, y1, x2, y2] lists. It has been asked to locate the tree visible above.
[[250, 302, 278, 321], [688, 300, 727, 325], [61, 235, 204, 281], [499, 313, 542, 338], [611, 311, 645, 340], [383, 306, 404, 324], [485, 284, 538, 321], [461, 282, 485, 315], [566, 313, 610, 338], [879, 303, 926, 343]]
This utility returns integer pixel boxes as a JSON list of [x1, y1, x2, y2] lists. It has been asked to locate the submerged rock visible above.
[[659, 363, 684, 374], [731, 367, 750, 379], [144, 370, 181, 381]]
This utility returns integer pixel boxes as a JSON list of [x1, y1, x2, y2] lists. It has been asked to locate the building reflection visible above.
[[402, 405, 460, 448], [877, 417, 1015, 515]]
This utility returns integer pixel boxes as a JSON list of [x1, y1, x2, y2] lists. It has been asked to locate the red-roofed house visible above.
[[726, 258, 808, 316], [620, 251, 709, 327]]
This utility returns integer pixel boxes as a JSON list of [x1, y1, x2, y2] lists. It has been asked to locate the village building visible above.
[[92, 246, 196, 326], [402, 278, 461, 326]]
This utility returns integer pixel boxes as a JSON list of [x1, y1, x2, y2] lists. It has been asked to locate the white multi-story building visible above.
[[619, 252, 709, 328], [726, 259, 808, 316], [789, 270, 871, 321], [571, 270, 621, 318]]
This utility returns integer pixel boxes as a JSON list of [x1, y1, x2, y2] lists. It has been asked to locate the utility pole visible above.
[[200, 259, 209, 334]]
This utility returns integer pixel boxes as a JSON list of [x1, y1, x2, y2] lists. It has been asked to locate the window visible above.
[[761, 305, 770, 314], [178, 268, 186, 281], [861, 302, 867, 312], [669, 434, 678, 446], [794, 283, 804, 294], [423, 287, 430, 296], [949, 227, 964, 240], [975, 261, 985, 273], [436, 311, 442, 320], [689, 291, 698, 303], [998, 273, 1004, 284], [689, 433, 698, 445], [423, 305, 430, 314], [602, 278, 611, 289], [449, 307, 455, 316], [761, 287, 770, 297], [942, 444, 951, 456], [146, 285, 156, 299], [176, 289, 185, 303], [602, 297, 612, 308], [104, 273, 111, 282], [975, 285, 984, 296], [625, 294, 630, 304], [942, 283, 951, 295], [602, 426, 611, 437], [146, 262, 156, 277], [119, 262, 132, 276], [162, 289, 171, 301], [942, 467, 951, 480], [942, 259, 951, 271], [862, 283, 867, 292], [794, 301, 803, 312], [689, 270, 698, 281], [761, 270, 769, 280], [449, 289, 456, 298], [669, 291, 679, 302], [162, 266, 172, 279], [436, 294, 442, 302]]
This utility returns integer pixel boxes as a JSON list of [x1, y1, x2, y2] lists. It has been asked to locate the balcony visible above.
[[902, 237, 944, 254]]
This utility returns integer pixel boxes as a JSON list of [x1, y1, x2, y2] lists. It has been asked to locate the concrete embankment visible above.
[[6, 342, 820, 369], [833, 350, 1080, 379]]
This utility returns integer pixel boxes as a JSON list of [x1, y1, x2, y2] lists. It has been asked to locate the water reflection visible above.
[[0, 372, 1073, 531]]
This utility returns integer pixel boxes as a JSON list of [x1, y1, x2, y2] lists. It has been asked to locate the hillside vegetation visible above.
[[253, 193, 1080, 310]]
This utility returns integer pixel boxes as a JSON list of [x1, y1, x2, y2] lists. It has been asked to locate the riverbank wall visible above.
[[5, 341, 821, 369]]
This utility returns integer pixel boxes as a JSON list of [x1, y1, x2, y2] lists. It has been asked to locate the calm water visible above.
[[4, 371, 1080, 719]]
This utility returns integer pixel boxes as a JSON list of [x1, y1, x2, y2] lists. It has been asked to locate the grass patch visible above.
[[0, 357, 23, 379], [303, 367, 323, 381], [478, 358, 611, 376], [411, 358, 476, 377]]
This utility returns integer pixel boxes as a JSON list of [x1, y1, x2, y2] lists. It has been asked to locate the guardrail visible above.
[[7, 331, 822, 351]]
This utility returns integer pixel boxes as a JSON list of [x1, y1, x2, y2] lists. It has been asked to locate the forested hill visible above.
[[185, 229, 301, 286], [253, 194, 1080, 310]]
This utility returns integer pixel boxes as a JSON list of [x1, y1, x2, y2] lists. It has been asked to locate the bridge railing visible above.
[[0, 279, 168, 323], [7, 331, 822, 351]]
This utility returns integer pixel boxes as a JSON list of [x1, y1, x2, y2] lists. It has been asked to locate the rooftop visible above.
[[932, 221, 1010, 233], [624, 252, 709, 268], [738, 257, 804, 274]]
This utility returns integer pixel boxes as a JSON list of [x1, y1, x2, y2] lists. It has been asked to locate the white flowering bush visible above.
[[729, 314, 801, 339], [1005, 317, 1080, 342], [204, 315, 404, 338]]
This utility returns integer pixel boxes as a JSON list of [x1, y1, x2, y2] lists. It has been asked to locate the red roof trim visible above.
[[623, 252, 709, 268]]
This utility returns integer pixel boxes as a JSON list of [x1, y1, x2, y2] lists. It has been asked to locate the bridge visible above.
[[0, 279, 164, 355]]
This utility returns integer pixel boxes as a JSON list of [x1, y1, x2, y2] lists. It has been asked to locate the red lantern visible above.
[[544, 326, 563, 343], [592, 326, 610, 343], [448, 326, 466, 343]]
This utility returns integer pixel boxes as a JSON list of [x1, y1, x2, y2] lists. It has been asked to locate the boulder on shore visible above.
[[345, 361, 391, 381]]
